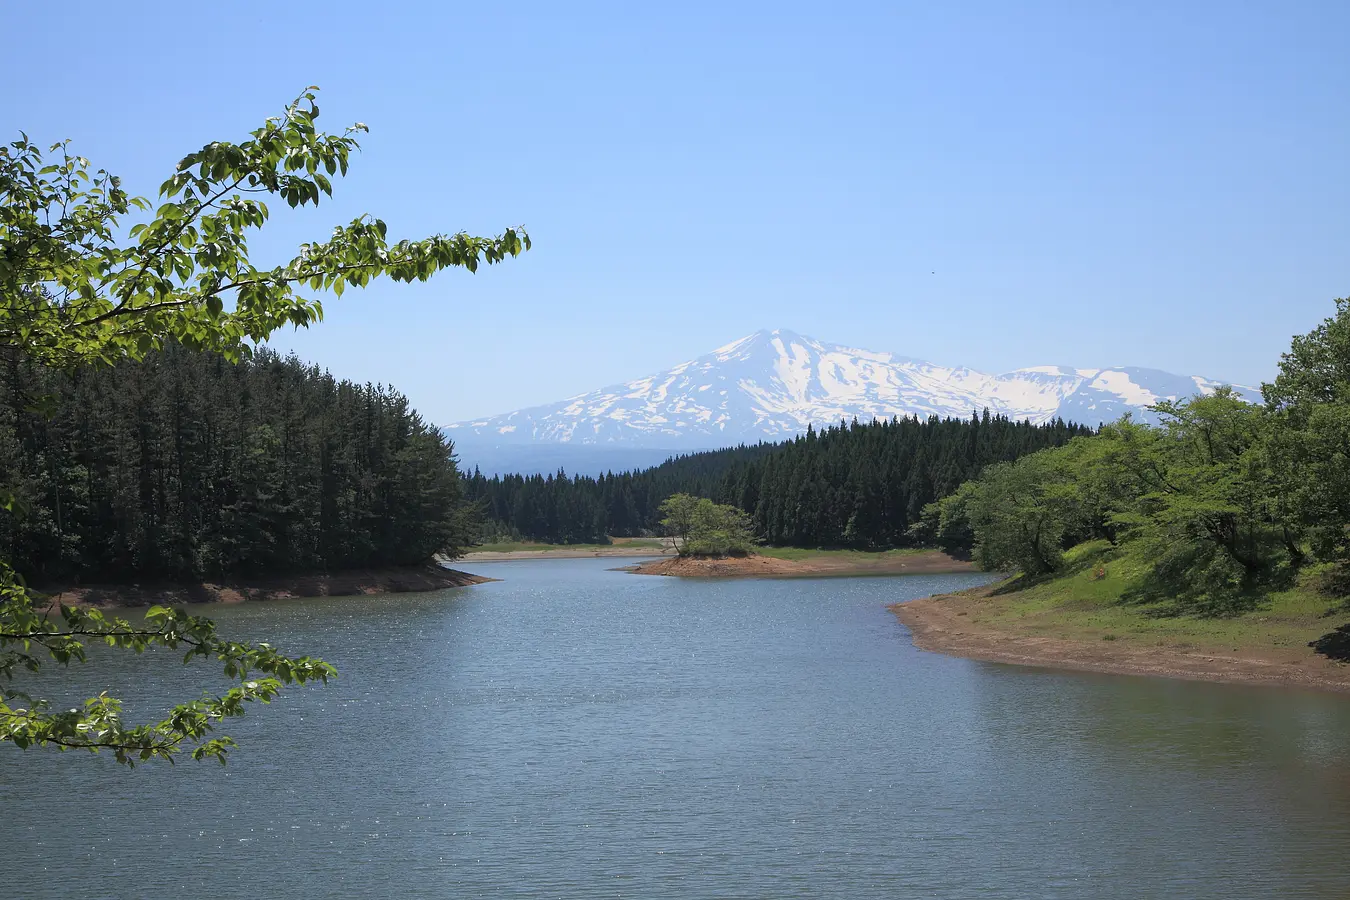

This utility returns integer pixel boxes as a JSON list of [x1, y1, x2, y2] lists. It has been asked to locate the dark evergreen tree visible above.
[[0, 346, 472, 582]]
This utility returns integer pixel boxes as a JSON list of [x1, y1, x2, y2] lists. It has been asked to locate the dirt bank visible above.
[[893, 586, 1350, 694], [38, 563, 495, 609], [630, 551, 977, 578], [461, 546, 676, 561]]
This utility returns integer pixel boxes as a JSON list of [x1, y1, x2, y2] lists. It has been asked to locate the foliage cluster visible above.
[[659, 493, 757, 557], [0, 90, 526, 764], [936, 299, 1350, 616], [0, 344, 472, 583], [1, 89, 527, 369], [0, 566, 334, 765]]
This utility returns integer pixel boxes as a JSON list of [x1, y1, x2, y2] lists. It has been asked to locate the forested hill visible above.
[[463, 413, 1092, 547], [0, 347, 471, 582]]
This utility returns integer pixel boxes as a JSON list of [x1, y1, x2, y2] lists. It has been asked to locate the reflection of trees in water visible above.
[[961, 665, 1350, 889], [970, 663, 1350, 770]]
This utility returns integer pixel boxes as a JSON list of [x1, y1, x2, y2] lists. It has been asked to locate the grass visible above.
[[470, 540, 614, 553], [470, 537, 667, 553], [755, 546, 929, 562], [611, 538, 667, 549], [964, 541, 1347, 656]]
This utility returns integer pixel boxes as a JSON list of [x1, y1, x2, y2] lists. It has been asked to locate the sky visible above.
[[6, 1, 1349, 422]]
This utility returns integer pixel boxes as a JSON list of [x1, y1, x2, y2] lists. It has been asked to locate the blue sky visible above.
[[6, 1, 1348, 422]]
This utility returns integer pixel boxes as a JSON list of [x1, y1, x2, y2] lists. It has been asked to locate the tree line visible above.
[[461, 442, 778, 544], [463, 413, 1092, 548], [931, 298, 1350, 616], [0, 345, 472, 583]]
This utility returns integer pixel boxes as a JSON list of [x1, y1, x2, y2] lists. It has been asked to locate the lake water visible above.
[[4, 558, 1350, 898]]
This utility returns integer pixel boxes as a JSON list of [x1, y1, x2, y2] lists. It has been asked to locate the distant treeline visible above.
[[0, 347, 470, 582], [462, 443, 779, 544], [463, 413, 1092, 548]]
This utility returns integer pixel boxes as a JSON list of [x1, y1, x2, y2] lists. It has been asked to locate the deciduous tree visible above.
[[0, 90, 529, 764]]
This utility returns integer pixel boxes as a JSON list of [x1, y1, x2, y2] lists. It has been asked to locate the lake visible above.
[[4, 558, 1350, 898]]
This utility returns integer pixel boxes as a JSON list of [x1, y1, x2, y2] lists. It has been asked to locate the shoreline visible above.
[[38, 563, 495, 609], [893, 586, 1350, 694], [629, 550, 977, 579], [460, 547, 676, 562]]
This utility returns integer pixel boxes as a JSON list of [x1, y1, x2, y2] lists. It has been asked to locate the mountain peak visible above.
[[712, 328, 816, 358]]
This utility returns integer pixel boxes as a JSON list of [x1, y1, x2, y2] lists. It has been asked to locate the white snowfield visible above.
[[446, 329, 1261, 451]]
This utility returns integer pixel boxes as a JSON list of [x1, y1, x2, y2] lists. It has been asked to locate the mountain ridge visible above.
[[446, 329, 1261, 472]]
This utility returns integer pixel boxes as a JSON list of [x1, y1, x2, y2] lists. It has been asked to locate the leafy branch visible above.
[[0, 87, 529, 366], [0, 564, 334, 765], [0, 88, 528, 764]]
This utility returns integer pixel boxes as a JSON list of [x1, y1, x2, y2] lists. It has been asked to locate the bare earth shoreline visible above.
[[39, 563, 494, 609], [628, 551, 977, 578], [49, 549, 1350, 693], [460, 546, 677, 562], [893, 586, 1350, 694]]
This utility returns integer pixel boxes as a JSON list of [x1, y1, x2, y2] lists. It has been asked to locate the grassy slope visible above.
[[974, 541, 1345, 654]]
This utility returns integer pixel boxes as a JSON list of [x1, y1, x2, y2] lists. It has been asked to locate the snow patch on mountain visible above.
[[445, 329, 1262, 460]]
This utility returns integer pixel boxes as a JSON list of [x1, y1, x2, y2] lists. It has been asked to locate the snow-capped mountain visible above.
[[446, 329, 1261, 472]]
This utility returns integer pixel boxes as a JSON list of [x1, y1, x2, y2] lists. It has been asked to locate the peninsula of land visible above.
[[629, 548, 976, 578], [460, 537, 677, 562], [893, 578, 1350, 694]]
